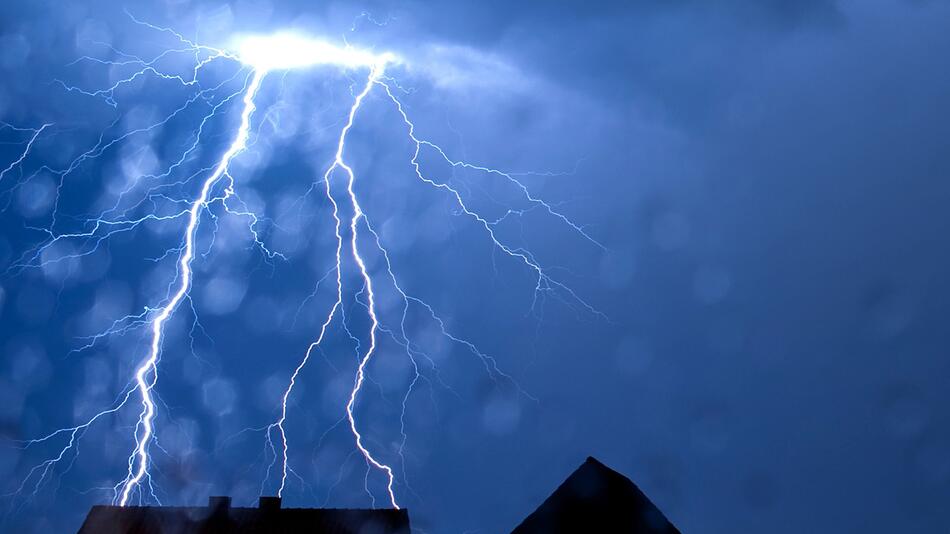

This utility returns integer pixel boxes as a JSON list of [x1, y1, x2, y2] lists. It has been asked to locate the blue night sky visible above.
[[2, 1, 950, 532]]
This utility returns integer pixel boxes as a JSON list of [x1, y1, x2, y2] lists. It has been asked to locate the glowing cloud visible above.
[[232, 32, 395, 72]]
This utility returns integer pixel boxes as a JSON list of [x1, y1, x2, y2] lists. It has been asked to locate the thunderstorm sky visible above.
[[2, 1, 950, 533]]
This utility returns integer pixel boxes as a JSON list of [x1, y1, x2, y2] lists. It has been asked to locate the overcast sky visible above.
[[1, 1, 950, 532]]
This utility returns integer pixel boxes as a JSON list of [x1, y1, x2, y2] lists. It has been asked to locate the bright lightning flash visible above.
[[4, 17, 604, 518], [233, 32, 397, 72]]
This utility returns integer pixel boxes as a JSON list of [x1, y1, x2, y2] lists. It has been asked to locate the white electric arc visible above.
[[8, 23, 604, 514]]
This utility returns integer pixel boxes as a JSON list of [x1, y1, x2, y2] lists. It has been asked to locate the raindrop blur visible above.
[[881, 386, 929, 440], [651, 210, 689, 251], [914, 436, 950, 485], [741, 473, 780, 509], [482, 395, 520, 436], [201, 276, 248, 315], [15, 283, 55, 324], [16, 174, 56, 218], [614, 335, 654, 377], [0, 33, 30, 69], [862, 282, 915, 339], [689, 408, 729, 455], [202, 378, 238, 416], [599, 249, 636, 290], [693, 265, 731, 304]]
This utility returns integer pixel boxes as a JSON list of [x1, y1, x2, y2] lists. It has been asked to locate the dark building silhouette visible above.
[[76, 456, 676, 533], [77, 496, 410, 534], [511, 456, 681, 533]]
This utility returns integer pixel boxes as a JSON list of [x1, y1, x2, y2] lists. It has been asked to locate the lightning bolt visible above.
[[3, 25, 269, 507], [115, 69, 266, 506], [4, 14, 604, 521], [0, 122, 52, 184], [339, 65, 399, 509], [265, 60, 401, 507], [262, 60, 604, 509]]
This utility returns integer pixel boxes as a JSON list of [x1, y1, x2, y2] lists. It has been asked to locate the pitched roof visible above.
[[512, 456, 681, 533], [77, 496, 410, 534]]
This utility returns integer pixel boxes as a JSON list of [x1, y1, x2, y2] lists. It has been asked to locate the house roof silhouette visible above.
[[511, 456, 681, 533], [76, 496, 410, 534]]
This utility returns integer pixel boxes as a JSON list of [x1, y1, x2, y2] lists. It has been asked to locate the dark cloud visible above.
[[1, 1, 949, 533]]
